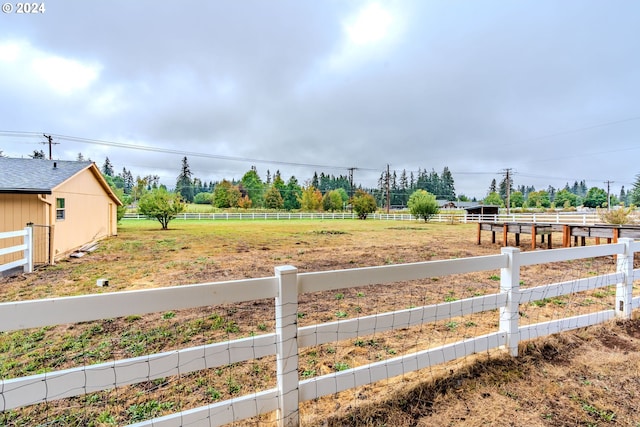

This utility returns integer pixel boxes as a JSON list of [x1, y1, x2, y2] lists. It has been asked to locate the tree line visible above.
[[100, 154, 640, 211], [485, 175, 640, 209]]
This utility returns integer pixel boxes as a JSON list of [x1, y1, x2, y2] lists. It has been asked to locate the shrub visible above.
[[598, 205, 637, 225]]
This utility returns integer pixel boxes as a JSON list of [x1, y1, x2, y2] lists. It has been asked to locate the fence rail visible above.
[[0, 227, 32, 274], [123, 211, 601, 224], [0, 238, 638, 426]]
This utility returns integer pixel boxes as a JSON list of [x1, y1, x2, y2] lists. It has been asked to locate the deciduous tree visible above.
[[408, 190, 439, 222], [213, 180, 240, 208], [483, 191, 504, 207], [138, 188, 186, 230], [299, 186, 322, 211], [553, 189, 578, 208], [525, 190, 551, 208], [351, 189, 377, 220], [583, 187, 608, 208], [322, 189, 343, 212]]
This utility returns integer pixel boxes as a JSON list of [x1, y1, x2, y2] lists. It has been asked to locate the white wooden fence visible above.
[[0, 227, 32, 274], [0, 239, 638, 426], [123, 211, 600, 224]]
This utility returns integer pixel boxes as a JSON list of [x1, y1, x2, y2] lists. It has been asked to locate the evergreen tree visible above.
[[30, 150, 46, 159], [399, 169, 409, 206], [440, 167, 456, 201], [119, 168, 134, 195], [102, 157, 114, 176], [619, 186, 627, 205], [630, 175, 640, 206], [571, 181, 579, 195], [547, 186, 556, 202], [416, 168, 428, 191], [273, 172, 286, 200], [240, 167, 264, 207], [284, 176, 302, 210], [498, 175, 513, 204], [264, 185, 284, 209], [579, 180, 588, 198], [175, 156, 194, 203], [428, 169, 440, 196], [390, 171, 400, 206], [488, 179, 497, 195], [192, 177, 203, 195]]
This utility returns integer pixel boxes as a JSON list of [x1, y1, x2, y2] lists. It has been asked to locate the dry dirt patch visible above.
[[0, 220, 638, 426]]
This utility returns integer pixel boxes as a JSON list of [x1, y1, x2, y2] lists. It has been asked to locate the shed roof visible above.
[[0, 158, 93, 193], [0, 158, 122, 205]]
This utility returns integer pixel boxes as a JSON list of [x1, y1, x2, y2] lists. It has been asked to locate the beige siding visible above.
[[52, 168, 118, 260], [0, 194, 47, 265]]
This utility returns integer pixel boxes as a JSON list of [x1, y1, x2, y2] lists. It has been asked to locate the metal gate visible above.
[[30, 224, 51, 267]]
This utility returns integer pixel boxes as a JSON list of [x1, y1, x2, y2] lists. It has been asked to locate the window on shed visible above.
[[56, 198, 65, 220]]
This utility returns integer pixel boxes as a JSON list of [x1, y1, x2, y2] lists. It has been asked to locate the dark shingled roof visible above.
[[0, 158, 93, 194]]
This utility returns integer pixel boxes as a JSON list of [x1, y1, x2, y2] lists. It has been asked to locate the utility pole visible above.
[[386, 164, 390, 214], [503, 168, 512, 215], [347, 167, 356, 198], [348, 167, 357, 213], [604, 180, 614, 210], [42, 134, 59, 160]]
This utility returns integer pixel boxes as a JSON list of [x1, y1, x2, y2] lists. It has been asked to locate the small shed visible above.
[[0, 158, 122, 265], [464, 205, 500, 216]]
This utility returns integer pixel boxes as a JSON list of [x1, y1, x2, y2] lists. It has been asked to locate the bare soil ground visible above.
[[1, 219, 639, 426]]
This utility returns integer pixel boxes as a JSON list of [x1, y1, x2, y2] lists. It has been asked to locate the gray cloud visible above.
[[2, 0, 639, 198]]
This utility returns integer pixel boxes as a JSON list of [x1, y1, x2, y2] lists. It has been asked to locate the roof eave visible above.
[[0, 189, 52, 195]]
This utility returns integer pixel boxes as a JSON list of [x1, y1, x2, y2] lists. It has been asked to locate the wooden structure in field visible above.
[[478, 222, 640, 250]]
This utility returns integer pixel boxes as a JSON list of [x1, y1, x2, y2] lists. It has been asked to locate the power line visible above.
[[0, 130, 380, 173], [515, 115, 640, 145]]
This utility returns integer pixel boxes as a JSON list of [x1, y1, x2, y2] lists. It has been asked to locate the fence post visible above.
[[275, 265, 299, 426], [500, 247, 520, 357], [615, 238, 634, 319], [23, 225, 33, 273]]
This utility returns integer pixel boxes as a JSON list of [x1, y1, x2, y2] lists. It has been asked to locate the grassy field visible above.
[[0, 219, 639, 426]]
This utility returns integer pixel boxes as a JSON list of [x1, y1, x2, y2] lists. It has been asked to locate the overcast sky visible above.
[[1, 1, 639, 199]]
